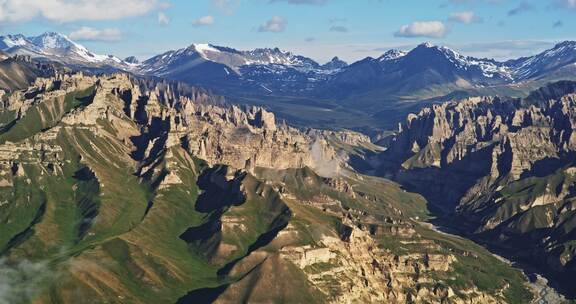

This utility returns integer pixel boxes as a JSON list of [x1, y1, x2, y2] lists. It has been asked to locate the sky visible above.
[[0, 0, 575, 63]]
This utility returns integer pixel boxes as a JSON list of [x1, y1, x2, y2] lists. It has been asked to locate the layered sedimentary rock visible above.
[[0, 73, 534, 304], [377, 81, 576, 297]]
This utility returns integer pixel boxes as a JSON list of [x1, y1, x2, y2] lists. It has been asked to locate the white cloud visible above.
[[395, 21, 447, 38], [0, 0, 159, 23], [69, 27, 122, 41], [449, 11, 481, 24], [258, 16, 287, 33], [193, 15, 215, 26], [158, 12, 170, 25]]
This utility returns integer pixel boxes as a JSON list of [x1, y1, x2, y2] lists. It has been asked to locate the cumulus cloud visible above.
[[0, 0, 159, 23], [158, 12, 170, 25], [394, 21, 447, 38], [329, 25, 348, 33], [448, 11, 482, 24], [193, 15, 215, 26], [269, 0, 328, 4], [69, 27, 122, 41], [258, 16, 287, 33]]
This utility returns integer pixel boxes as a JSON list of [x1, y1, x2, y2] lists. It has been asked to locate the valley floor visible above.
[[419, 221, 569, 304]]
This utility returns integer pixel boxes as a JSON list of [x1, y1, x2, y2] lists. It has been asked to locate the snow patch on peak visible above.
[[411, 43, 513, 79], [1, 34, 29, 48], [30, 32, 75, 49], [193, 43, 221, 54], [0, 31, 129, 66], [379, 49, 407, 61], [554, 41, 576, 49]]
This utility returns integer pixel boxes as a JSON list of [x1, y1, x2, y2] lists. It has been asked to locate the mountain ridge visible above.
[[0, 32, 130, 68], [361, 81, 576, 298], [2, 32, 576, 134], [5, 32, 575, 87]]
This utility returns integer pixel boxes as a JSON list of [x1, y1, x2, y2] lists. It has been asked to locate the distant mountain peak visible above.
[[249, 47, 292, 57], [191, 43, 220, 53], [189, 43, 222, 59], [30, 31, 76, 49], [554, 40, 576, 49], [0, 31, 130, 67], [378, 49, 407, 61], [124, 56, 139, 64], [322, 56, 348, 70], [419, 41, 435, 48], [0, 34, 29, 49]]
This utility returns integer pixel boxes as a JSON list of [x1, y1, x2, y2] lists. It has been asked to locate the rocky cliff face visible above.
[[377, 81, 576, 297], [0, 73, 533, 304], [0, 55, 59, 91]]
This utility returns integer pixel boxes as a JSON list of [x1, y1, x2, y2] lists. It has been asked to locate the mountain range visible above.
[[0, 32, 131, 70], [1, 31, 576, 303], [2, 32, 576, 133]]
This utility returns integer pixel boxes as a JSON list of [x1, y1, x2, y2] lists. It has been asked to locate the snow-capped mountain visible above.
[[376, 42, 513, 81], [320, 42, 517, 98], [2, 31, 576, 103], [377, 49, 407, 61], [413, 43, 513, 80], [137, 43, 346, 94], [0, 34, 32, 49], [507, 41, 576, 80], [0, 32, 128, 67], [138, 43, 337, 76], [135, 39, 576, 98]]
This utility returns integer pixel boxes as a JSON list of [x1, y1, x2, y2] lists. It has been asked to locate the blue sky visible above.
[[1, 0, 575, 63]]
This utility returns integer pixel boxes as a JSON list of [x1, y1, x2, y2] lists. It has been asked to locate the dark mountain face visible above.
[[321, 56, 348, 70], [137, 44, 342, 96], [124, 56, 139, 64], [0, 55, 60, 91], [322, 43, 513, 99]]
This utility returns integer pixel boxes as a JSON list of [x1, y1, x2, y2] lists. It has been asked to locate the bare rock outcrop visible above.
[[379, 81, 576, 296]]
